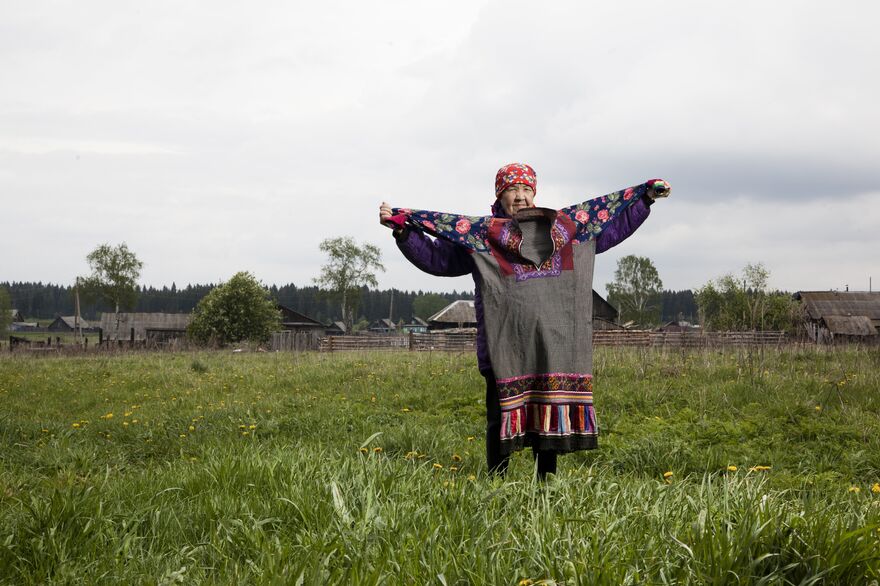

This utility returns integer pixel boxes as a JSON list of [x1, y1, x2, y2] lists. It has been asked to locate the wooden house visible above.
[[368, 318, 397, 334], [794, 291, 880, 344], [47, 316, 95, 332]]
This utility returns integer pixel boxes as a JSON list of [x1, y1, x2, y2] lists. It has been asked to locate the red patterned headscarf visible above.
[[494, 163, 537, 198]]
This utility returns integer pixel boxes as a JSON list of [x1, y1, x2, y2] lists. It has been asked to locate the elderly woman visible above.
[[379, 163, 669, 478]]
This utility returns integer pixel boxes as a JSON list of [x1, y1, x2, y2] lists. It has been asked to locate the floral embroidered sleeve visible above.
[[560, 183, 653, 243], [390, 208, 490, 253]]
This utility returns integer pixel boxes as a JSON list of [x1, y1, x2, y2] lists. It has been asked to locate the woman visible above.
[[379, 163, 669, 478]]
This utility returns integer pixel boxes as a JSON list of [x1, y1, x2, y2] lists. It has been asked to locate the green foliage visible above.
[[695, 263, 801, 331], [80, 242, 143, 314], [412, 293, 449, 320], [187, 272, 281, 345], [606, 255, 664, 327], [0, 287, 11, 332], [313, 237, 384, 332], [1, 348, 879, 582]]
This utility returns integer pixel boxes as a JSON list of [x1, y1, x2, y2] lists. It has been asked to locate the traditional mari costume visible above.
[[388, 168, 666, 455]]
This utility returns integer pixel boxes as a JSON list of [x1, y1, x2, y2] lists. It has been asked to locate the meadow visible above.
[[1, 346, 879, 584]]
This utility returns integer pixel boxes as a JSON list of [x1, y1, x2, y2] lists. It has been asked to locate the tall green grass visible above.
[[1, 346, 879, 584]]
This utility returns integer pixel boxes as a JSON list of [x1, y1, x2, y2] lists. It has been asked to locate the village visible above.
[[6, 289, 879, 353]]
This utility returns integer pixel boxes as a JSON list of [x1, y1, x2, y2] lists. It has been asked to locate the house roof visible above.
[[277, 304, 323, 327], [429, 300, 476, 324], [823, 315, 877, 336], [795, 291, 880, 321], [51, 316, 93, 329], [592, 291, 618, 320]]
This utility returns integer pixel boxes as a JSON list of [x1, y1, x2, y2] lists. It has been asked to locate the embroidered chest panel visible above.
[[487, 214, 577, 281]]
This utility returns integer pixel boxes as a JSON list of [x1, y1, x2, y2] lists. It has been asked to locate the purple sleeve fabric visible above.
[[595, 197, 652, 254], [395, 228, 474, 277]]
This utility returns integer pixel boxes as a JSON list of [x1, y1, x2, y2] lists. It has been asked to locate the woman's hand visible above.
[[646, 179, 671, 200], [379, 202, 395, 229]]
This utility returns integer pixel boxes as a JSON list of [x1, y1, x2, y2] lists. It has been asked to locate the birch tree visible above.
[[81, 242, 143, 341], [314, 237, 384, 332], [606, 255, 664, 327]]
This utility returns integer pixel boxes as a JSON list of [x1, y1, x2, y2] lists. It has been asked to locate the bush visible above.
[[188, 272, 281, 345]]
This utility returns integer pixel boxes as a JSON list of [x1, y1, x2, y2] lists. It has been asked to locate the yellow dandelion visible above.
[[359, 447, 368, 454], [663, 471, 674, 479], [124, 411, 132, 417], [41, 429, 49, 433], [371, 396, 376, 402], [749, 465, 772, 472], [189, 457, 197, 461], [122, 422, 129, 427], [249, 424, 256, 430], [727, 465, 737, 472], [179, 434, 186, 438], [467, 436, 475, 442], [373, 447, 383, 453], [131, 419, 139, 424], [241, 431, 249, 436], [449, 466, 458, 472], [239, 424, 246, 429], [452, 454, 462, 462], [433, 463, 443, 469], [404, 451, 417, 459], [815, 405, 822, 412], [188, 425, 195, 432], [468, 474, 476, 481], [872, 483, 880, 494], [72, 423, 81, 428], [100, 412, 114, 419], [849, 486, 860, 493], [518, 580, 534, 586], [401, 408, 411, 413]]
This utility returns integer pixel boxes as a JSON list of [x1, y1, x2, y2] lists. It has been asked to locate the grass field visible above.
[[1, 346, 879, 584]]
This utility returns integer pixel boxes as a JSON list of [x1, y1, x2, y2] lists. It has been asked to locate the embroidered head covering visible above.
[[495, 163, 537, 198]]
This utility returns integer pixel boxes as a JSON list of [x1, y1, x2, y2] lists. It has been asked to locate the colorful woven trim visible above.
[[496, 372, 593, 399], [500, 403, 598, 441], [496, 372, 597, 451]]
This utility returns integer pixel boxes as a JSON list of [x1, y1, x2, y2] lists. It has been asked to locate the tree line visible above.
[[3, 279, 700, 324], [0, 280, 473, 325]]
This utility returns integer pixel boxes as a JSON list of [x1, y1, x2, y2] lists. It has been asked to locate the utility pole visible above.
[[388, 288, 394, 324], [74, 277, 82, 345]]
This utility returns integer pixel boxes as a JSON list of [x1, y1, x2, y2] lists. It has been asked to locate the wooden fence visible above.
[[317, 330, 789, 353], [270, 330, 324, 352]]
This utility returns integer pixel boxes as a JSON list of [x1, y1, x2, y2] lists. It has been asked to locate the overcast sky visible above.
[[3, 1, 878, 297]]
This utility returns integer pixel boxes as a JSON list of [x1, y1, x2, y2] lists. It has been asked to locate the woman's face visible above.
[[499, 183, 535, 216]]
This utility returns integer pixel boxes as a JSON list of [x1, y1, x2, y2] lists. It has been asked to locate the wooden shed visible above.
[[99, 312, 191, 344], [271, 305, 326, 351], [794, 291, 880, 344]]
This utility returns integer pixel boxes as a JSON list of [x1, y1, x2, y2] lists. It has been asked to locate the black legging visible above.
[[485, 372, 557, 479]]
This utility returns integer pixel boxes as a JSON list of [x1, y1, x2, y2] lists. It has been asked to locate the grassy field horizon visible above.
[[1, 346, 879, 584]]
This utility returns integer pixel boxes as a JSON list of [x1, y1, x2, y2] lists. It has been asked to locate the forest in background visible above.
[[1, 281, 698, 326]]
